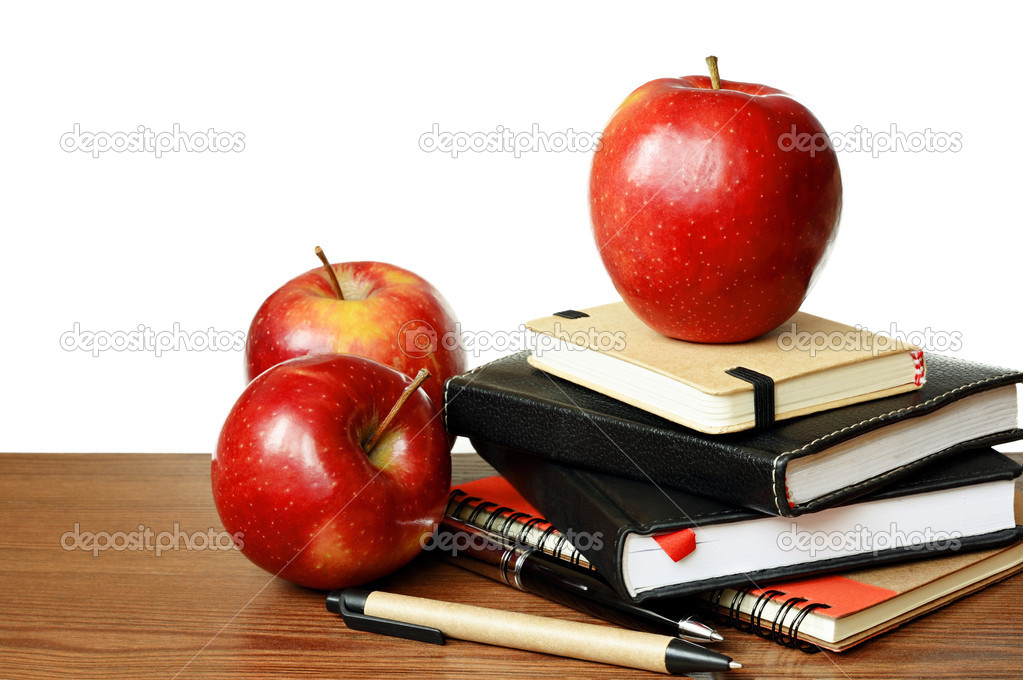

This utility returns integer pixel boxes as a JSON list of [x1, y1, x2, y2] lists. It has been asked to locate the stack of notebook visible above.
[[441, 302, 1023, 652]]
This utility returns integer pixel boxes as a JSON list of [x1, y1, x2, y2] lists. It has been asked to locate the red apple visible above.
[[590, 57, 842, 343], [211, 354, 450, 590], [245, 248, 467, 420]]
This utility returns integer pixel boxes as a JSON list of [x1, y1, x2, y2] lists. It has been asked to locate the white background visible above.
[[1, 2, 1020, 453]]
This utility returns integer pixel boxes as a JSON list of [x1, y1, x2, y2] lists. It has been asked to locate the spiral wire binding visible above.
[[705, 587, 832, 654], [751, 589, 786, 639], [770, 596, 809, 645], [446, 490, 594, 570], [787, 601, 833, 653], [728, 588, 754, 632]]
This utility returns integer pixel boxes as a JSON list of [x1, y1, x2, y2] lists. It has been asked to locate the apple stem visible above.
[[706, 55, 721, 90], [315, 246, 345, 300], [363, 369, 433, 454]]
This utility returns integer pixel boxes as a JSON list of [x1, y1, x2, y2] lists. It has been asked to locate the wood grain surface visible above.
[[1, 452, 1021, 680]]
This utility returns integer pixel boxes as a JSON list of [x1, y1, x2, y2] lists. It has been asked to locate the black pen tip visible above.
[[664, 638, 737, 674]]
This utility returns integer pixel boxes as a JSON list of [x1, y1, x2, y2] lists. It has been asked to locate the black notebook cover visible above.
[[475, 440, 1023, 603], [444, 352, 1023, 516]]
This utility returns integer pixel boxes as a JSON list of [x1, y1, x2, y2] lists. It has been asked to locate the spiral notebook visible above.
[[697, 492, 1023, 652], [446, 478, 596, 571]]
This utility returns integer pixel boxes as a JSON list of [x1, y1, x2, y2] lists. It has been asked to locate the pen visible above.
[[437, 518, 722, 643], [327, 588, 741, 675]]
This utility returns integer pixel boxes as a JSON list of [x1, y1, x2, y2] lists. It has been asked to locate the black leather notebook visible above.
[[474, 440, 1023, 603], [444, 352, 1023, 516]]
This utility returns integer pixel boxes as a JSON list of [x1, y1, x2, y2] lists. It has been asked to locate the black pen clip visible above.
[[326, 589, 446, 645]]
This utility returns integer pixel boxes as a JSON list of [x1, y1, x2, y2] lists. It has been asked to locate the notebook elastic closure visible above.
[[724, 366, 776, 429]]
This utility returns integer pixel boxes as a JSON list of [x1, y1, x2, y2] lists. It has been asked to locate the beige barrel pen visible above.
[[327, 589, 740, 675]]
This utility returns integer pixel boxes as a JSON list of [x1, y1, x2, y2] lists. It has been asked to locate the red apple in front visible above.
[[211, 354, 450, 590], [246, 249, 467, 421], [590, 57, 842, 343]]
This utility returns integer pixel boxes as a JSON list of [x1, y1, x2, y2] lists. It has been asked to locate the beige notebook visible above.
[[525, 302, 926, 434]]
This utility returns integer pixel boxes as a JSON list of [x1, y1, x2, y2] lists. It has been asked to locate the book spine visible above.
[[445, 489, 596, 571]]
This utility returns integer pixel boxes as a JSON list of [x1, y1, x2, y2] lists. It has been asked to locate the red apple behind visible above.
[[246, 249, 466, 419], [590, 57, 842, 343], [211, 354, 450, 590]]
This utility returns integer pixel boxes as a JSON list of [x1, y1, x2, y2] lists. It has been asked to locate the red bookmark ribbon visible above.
[[653, 528, 696, 562]]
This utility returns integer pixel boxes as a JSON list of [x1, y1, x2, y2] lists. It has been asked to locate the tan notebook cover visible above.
[[525, 302, 926, 433]]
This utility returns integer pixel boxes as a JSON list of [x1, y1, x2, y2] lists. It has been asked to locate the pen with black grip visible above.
[[328, 588, 740, 675], [436, 518, 722, 643]]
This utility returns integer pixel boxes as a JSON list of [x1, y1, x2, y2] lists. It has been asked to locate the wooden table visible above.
[[2, 452, 1021, 679]]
